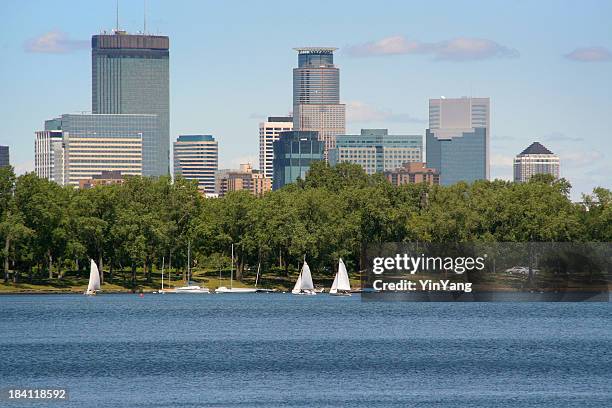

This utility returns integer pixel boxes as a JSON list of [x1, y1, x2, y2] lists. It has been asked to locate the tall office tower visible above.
[[428, 97, 490, 179], [513, 142, 560, 182], [426, 128, 486, 186], [328, 129, 422, 175], [173, 135, 218, 195], [273, 131, 324, 190], [216, 163, 271, 197], [292, 48, 345, 155], [35, 114, 157, 186], [259, 116, 293, 181], [0, 146, 9, 167], [92, 31, 170, 176]]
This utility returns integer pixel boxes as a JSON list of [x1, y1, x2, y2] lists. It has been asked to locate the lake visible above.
[[1, 294, 611, 407]]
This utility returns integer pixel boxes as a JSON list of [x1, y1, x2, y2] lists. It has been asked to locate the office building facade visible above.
[[328, 129, 422, 175], [0, 146, 9, 167], [216, 163, 271, 197], [173, 135, 218, 194], [259, 116, 293, 181], [273, 131, 324, 190], [426, 128, 487, 186], [293, 48, 345, 154], [35, 114, 157, 186], [428, 97, 490, 179], [384, 162, 440, 186], [92, 32, 169, 176], [513, 142, 560, 182]]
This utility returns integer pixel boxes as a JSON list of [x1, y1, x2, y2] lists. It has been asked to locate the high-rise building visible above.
[[273, 131, 324, 190], [426, 128, 487, 186], [173, 135, 218, 195], [259, 116, 293, 181], [216, 163, 271, 197], [293, 48, 345, 155], [328, 129, 422, 175], [513, 142, 560, 183], [92, 31, 169, 176], [428, 97, 490, 179], [0, 146, 9, 167], [384, 162, 440, 186], [34, 122, 65, 184], [35, 114, 157, 186]]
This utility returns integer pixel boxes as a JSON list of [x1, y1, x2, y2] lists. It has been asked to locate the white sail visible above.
[[299, 261, 314, 290], [86, 259, 101, 293], [329, 272, 339, 294], [291, 271, 302, 294], [337, 259, 351, 291]]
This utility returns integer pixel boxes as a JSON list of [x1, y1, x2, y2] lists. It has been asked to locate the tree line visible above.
[[0, 162, 610, 286]]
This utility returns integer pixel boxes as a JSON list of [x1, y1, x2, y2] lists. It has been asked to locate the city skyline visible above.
[[1, 0, 611, 199]]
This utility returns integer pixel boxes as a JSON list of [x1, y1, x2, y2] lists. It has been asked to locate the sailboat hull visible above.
[[330, 291, 351, 296]]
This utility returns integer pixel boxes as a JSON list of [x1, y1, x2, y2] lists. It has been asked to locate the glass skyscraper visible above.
[[91, 32, 169, 176], [293, 48, 345, 155], [426, 128, 487, 186], [328, 129, 422, 175], [0, 146, 9, 167], [428, 97, 490, 179], [273, 131, 324, 190]]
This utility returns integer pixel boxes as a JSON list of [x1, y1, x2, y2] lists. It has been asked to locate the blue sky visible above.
[[1, 0, 611, 199]]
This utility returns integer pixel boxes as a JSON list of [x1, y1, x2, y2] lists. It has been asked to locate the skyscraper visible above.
[[428, 97, 490, 179], [35, 114, 157, 186], [0, 146, 9, 167], [426, 128, 487, 186], [273, 131, 324, 190], [426, 97, 489, 185], [173, 135, 218, 195], [328, 129, 422, 175], [92, 31, 169, 176], [293, 48, 345, 155], [259, 116, 293, 181], [513, 142, 560, 182]]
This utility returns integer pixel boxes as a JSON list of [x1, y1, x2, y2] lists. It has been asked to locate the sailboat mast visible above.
[[161, 255, 165, 291], [187, 239, 191, 283], [230, 243, 234, 290]]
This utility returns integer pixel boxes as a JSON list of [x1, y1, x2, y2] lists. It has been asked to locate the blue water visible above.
[[0, 294, 611, 408]]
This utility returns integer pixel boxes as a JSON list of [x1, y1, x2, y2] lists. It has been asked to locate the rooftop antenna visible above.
[[115, 0, 120, 32], [143, 0, 147, 34]]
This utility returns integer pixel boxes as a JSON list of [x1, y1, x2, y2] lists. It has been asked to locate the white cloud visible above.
[[24, 30, 88, 54], [347, 36, 519, 61], [490, 153, 514, 167], [346, 101, 426, 123], [560, 150, 604, 168], [564, 47, 612, 62]]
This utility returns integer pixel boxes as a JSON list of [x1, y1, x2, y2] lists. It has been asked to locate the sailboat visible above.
[[84, 259, 101, 295], [216, 244, 257, 293], [292, 260, 316, 295], [330, 258, 352, 296], [175, 239, 210, 294]]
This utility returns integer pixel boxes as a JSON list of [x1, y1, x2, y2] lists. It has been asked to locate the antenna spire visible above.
[[143, 0, 147, 34], [115, 0, 120, 32]]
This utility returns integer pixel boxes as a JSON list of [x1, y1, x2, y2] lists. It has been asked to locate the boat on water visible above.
[[215, 244, 258, 293], [174, 285, 210, 294], [330, 258, 351, 296], [292, 260, 316, 295], [84, 259, 101, 296], [174, 240, 210, 294]]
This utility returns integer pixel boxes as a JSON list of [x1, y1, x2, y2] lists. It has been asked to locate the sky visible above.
[[1, 0, 611, 200]]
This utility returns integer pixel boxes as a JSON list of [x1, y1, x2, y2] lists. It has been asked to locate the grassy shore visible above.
[[0, 267, 363, 294]]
